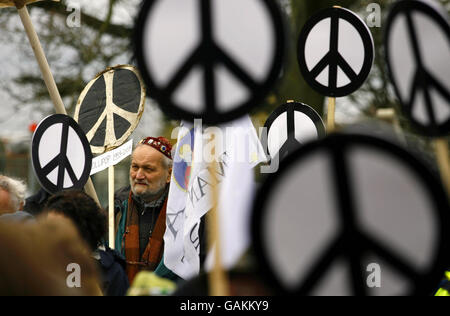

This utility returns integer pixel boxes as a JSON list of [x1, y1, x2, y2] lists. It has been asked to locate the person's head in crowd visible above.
[[129, 136, 173, 202], [23, 188, 51, 216], [43, 189, 107, 252], [0, 216, 102, 295], [43, 190, 129, 296], [0, 175, 26, 215]]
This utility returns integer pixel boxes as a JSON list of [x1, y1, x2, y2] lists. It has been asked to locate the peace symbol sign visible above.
[[31, 114, 93, 194], [74, 65, 146, 154], [134, 0, 286, 124], [263, 101, 325, 162], [385, 0, 450, 137], [252, 133, 450, 295], [297, 7, 374, 97]]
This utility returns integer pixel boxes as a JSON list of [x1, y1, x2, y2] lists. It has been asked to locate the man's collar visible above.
[[132, 185, 169, 209], [144, 187, 168, 208]]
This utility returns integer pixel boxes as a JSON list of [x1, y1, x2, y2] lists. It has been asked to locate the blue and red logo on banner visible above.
[[173, 128, 195, 192]]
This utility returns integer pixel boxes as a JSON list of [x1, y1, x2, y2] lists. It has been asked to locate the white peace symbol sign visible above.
[[263, 101, 325, 161], [297, 7, 374, 97], [134, 0, 286, 124], [31, 114, 92, 194], [385, 0, 450, 137], [74, 65, 146, 154], [252, 133, 450, 295]]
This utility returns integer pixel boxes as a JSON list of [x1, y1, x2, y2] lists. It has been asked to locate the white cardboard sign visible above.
[[90, 139, 133, 175]]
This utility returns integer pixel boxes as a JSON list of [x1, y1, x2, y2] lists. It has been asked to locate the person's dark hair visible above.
[[43, 190, 107, 251]]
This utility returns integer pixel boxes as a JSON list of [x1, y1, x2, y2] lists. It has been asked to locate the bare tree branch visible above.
[[32, 0, 132, 38]]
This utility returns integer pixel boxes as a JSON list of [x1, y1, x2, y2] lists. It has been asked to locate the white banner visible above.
[[205, 116, 265, 272], [90, 139, 133, 175], [164, 116, 267, 279], [164, 122, 195, 279]]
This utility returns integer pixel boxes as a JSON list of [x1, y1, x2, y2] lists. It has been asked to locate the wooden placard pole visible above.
[[84, 179, 101, 207], [375, 108, 407, 144], [108, 165, 115, 249], [207, 140, 230, 296], [327, 97, 336, 133], [14, 2, 100, 206], [326, 6, 342, 134], [16, 4, 66, 115], [434, 138, 450, 196]]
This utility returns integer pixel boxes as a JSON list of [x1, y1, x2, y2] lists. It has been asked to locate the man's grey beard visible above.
[[130, 176, 167, 202]]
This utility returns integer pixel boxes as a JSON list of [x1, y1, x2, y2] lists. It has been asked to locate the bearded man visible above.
[[114, 136, 177, 283]]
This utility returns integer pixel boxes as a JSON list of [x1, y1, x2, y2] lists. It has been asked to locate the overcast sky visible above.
[[0, 0, 166, 142], [0, 0, 375, 143]]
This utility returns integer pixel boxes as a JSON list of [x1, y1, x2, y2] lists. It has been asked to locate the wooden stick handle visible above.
[[327, 97, 336, 133], [17, 5, 101, 205], [17, 5, 66, 114], [85, 178, 100, 206], [376, 108, 406, 144], [376, 108, 395, 122], [434, 138, 450, 196], [207, 157, 230, 296], [108, 165, 115, 249]]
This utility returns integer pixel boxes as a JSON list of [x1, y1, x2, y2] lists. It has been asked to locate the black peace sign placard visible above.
[[31, 114, 93, 194], [252, 133, 450, 296], [263, 101, 325, 161], [74, 65, 146, 154], [297, 7, 374, 97], [134, 0, 286, 125], [385, 0, 450, 137]]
